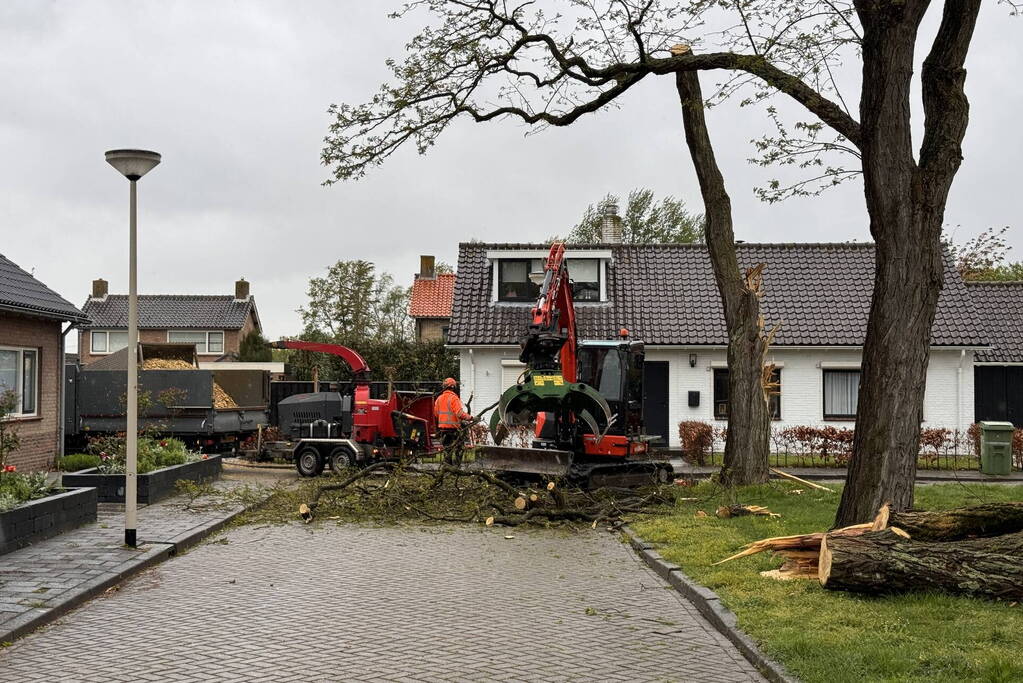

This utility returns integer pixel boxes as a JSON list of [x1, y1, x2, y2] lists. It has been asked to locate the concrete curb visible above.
[[0, 496, 270, 645], [621, 525, 799, 683]]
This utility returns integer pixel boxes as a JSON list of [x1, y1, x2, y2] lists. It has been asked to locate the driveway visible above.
[[0, 523, 764, 682]]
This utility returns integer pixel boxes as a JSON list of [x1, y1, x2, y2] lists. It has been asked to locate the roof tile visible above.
[[448, 242, 983, 347], [82, 295, 255, 330], [409, 273, 456, 318], [0, 253, 88, 322]]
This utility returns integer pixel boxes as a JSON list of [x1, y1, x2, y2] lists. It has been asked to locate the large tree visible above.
[[299, 260, 412, 343], [567, 189, 704, 243], [323, 2, 1004, 513]]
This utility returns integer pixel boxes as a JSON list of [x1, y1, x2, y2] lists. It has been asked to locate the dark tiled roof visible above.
[[0, 253, 88, 322], [966, 282, 1023, 362], [410, 273, 456, 318], [81, 295, 257, 330], [448, 242, 984, 347]]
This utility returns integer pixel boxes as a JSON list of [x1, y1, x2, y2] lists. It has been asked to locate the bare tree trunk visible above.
[[677, 67, 769, 486], [836, 0, 981, 525]]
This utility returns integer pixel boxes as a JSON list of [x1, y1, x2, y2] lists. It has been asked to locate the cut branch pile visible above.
[[717, 502, 1023, 599], [292, 462, 678, 528]]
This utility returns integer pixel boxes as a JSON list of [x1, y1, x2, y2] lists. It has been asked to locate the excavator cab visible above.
[[574, 339, 645, 439]]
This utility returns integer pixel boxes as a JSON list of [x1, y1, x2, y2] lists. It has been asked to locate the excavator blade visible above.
[[473, 445, 575, 478]]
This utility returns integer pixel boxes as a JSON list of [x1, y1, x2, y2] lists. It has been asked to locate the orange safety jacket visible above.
[[435, 390, 470, 430]]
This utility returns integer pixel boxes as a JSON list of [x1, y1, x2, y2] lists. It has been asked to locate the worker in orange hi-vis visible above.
[[435, 377, 473, 464]]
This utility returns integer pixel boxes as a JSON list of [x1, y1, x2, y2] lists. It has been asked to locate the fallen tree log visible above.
[[819, 529, 1023, 600], [874, 502, 1023, 541], [714, 523, 871, 565]]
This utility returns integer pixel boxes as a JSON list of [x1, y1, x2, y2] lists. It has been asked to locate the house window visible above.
[[0, 347, 39, 417], [89, 330, 129, 354], [566, 258, 600, 301], [168, 331, 225, 355], [823, 369, 860, 419], [713, 367, 781, 420], [497, 259, 542, 302]]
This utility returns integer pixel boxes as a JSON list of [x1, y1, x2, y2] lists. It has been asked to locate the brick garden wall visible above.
[[0, 312, 62, 471]]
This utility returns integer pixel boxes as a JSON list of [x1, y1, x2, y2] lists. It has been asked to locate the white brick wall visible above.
[[459, 345, 976, 448]]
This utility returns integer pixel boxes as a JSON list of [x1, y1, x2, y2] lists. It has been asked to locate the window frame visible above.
[[0, 345, 40, 418], [496, 259, 542, 303], [167, 330, 225, 355], [89, 330, 129, 355], [822, 368, 861, 420], [565, 258, 601, 302], [712, 367, 782, 420]]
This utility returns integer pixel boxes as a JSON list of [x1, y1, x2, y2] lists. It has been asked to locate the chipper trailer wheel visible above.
[[296, 445, 325, 477], [330, 446, 355, 473]]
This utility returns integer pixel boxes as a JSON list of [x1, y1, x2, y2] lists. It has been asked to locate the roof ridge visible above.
[[965, 280, 1023, 286], [458, 241, 877, 249]]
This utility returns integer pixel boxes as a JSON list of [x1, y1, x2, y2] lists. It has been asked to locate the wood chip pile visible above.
[[141, 358, 238, 408]]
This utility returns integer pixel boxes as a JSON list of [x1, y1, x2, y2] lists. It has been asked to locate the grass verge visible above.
[[632, 481, 1023, 683]]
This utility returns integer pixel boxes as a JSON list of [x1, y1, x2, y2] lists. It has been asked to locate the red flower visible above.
[[201, 454, 209, 460], [3, 465, 16, 473], [159, 441, 168, 448]]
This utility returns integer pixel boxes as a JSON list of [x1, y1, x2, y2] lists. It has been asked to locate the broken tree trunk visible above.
[[876, 502, 1023, 541], [819, 529, 1023, 600]]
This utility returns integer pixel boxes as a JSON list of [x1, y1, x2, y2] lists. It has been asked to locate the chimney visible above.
[[91, 278, 108, 299], [600, 200, 622, 243], [419, 255, 436, 280], [234, 278, 250, 301]]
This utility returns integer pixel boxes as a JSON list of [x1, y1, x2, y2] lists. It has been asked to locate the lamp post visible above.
[[105, 149, 161, 548]]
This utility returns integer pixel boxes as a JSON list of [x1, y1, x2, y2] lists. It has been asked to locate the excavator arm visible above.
[[489, 243, 612, 444]]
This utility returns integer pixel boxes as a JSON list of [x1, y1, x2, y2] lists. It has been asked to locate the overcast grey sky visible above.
[[1, 1, 1020, 347]]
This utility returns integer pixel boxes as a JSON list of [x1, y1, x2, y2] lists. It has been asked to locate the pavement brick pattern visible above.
[[1, 524, 763, 682]]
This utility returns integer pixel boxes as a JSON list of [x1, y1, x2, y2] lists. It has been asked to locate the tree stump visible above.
[[819, 529, 1023, 600]]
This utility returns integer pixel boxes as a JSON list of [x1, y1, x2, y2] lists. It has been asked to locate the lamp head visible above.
[[105, 149, 161, 180]]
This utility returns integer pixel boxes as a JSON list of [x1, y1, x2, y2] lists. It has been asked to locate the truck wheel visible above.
[[330, 446, 354, 473], [296, 446, 325, 477]]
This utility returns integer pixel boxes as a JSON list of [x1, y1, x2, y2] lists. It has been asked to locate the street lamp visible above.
[[105, 149, 161, 548]]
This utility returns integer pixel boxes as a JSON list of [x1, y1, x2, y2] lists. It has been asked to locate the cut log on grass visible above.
[[873, 502, 1023, 541], [819, 529, 1023, 600]]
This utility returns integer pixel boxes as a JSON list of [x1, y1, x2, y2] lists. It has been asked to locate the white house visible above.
[[446, 241, 986, 449]]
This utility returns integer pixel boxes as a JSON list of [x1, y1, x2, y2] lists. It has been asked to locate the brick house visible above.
[[0, 253, 89, 471], [409, 256, 455, 342], [78, 279, 262, 366], [448, 242, 985, 448]]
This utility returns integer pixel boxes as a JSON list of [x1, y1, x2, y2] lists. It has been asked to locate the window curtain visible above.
[[825, 371, 859, 416]]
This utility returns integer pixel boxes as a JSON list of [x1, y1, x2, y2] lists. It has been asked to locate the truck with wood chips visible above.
[[64, 342, 269, 451]]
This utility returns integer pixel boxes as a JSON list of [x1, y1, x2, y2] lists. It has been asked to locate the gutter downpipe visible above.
[[468, 348, 476, 401], [958, 349, 966, 431]]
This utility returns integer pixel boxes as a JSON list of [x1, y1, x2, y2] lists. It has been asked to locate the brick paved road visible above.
[[1, 524, 764, 682]]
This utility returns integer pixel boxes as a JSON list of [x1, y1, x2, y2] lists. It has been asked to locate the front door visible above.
[[643, 361, 670, 448]]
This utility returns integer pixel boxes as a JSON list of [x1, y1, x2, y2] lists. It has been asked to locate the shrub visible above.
[[0, 471, 52, 512], [87, 435, 196, 474], [58, 453, 102, 472], [678, 421, 714, 465]]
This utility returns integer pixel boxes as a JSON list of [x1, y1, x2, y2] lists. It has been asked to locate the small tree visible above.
[[238, 331, 273, 362], [567, 189, 704, 244], [947, 226, 1023, 281], [0, 390, 20, 470]]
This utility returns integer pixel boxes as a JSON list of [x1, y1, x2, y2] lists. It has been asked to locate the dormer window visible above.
[[495, 256, 604, 302], [497, 259, 542, 302]]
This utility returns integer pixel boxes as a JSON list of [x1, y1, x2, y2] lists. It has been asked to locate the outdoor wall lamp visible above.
[[689, 353, 697, 368]]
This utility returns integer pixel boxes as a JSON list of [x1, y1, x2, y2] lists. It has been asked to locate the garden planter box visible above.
[[0, 487, 99, 556], [62, 454, 224, 504]]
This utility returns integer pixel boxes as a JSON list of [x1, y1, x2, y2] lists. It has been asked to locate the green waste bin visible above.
[[979, 421, 1014, 476]]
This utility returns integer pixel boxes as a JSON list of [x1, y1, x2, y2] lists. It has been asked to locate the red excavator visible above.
[[268, 340, 438, 476], [478, 242, 671, 487]]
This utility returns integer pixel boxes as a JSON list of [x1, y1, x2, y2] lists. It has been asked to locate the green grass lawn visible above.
[[633, 482, 1023, 683]]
